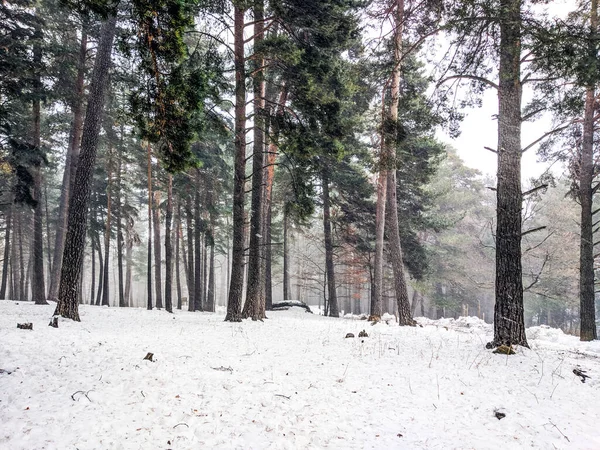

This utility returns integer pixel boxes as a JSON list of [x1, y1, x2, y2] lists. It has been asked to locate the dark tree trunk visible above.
[[18, 210, 26, 301], [225, 4, 247, 322], [153, 190, 163, 309], [90, 233, 96, 304], [54, 16, 117, 321], [95, 232, 103, 306], [124, 218, 133, 307], [194, 174, 203, 311], [207, 217, 215, 312], [116, 137, 125, 307], [387, 173, 414, 325], [579, 0, 598, 341], [322, 168, 339, 317], [175, 200, 182, 310], [31, 21, 46, 305], [243, 0, 266, 320], [491, 0, 528, 348], [283, 205, 290, 301], [49, 27, 87, 302], [147, 143, 153, 310], [265, 202, 273, 310], [44, 183, 52, 277], [1, 208, 12, 299], [164, 174, 173, 313], [101, 150, 112, 307], [185, 193, 195, 311]]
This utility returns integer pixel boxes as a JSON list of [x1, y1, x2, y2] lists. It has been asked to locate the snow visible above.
[[1, 301, 600, 449]]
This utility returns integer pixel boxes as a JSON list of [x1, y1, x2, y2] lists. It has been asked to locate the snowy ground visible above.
[[1, 301, 600, 449]]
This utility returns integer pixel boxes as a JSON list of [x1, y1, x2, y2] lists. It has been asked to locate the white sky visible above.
[[435, 0, 576, 181]]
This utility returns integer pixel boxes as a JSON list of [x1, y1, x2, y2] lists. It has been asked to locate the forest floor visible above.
[[1, 300, 600, 449]]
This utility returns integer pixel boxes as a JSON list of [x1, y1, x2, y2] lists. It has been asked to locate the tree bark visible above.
[[95, 232, 103, 306], [49, 27, 87, 302], [194, 172, 203, 311], [153, 190, 163, 308], [31, 19, 46, 305], [116, 134, 125, 307], [175, 200, 182, 310], [55, 15, 117, 321], [243, 0, 266, 320], [1, 207, 12, 299], [185, 193, 195, 311], [579, 0, 598, 341], [101, 149, 112, 307], [283, 205, 290, 301], [90, 232, 96, 304], [147, 143, 153, 310], [491, 0, 528, 348], [225, 4, 247, 322], [165, 174, 173, 313], [322, 168, 339, 317]]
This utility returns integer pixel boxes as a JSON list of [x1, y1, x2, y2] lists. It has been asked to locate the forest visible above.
[[1, 0, 599, 350]]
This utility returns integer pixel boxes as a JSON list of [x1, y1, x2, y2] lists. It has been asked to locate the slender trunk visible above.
[[0, 208, 12, 299], [491, 0, 528, 348], [147, 143, 153, 310], [225, 4, 247, 322], [95, 233, 104, 306], [165, 174, 173, 313], [49, 28, 88, 302], [116, 137, 125, 307], [124, 219, 133, 307], [55, 16, 117, 321], [153, 190, 163, 308], [44, 183, 52, 277], [175, 201, 182, 310], [31, 20, 46, 305], [101, 149, 112, 307], [90, 234, 96, 304], [194, 173, 203, 311], [186, 193, 195, 311], [18, 210, 25, 300], [207, 200, 215, 312], [283, 206, 290, 301], [579, 0, 598, 341], [322, 168, 339, 317], [243, 0, 266, 320]]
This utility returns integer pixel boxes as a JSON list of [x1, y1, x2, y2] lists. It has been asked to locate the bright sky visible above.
[[435, 0, 575, 181]]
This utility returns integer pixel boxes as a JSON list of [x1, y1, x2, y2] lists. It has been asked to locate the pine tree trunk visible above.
[[95, 233, 103, 306], [116, 137, 125, 307], [44, 183, 52, 277], [175, 201, 182, 310], [185, 193, 195, 311], [101, 150, 112, 307], [49, 27, 87, 302], [490, 0, 528, 348], [1, 207, 12, 299], [194, 174, 203, 311], [31, 20, 46, 305], [18, 210, 26, 301], [153, 190, 163, 309], [54, 16, 117, 321], [90, 234, 96, 304], [579, 0, 598, 341], [165, 174, 173, 313], [147, 143, 153, 310], [283, 205, 290, 301], [225, 4, 247, 322], [322, 168, 339, 317], [124, 220, 133, 307]]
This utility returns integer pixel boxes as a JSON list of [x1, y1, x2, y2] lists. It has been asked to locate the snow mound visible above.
[[416, 315, 491, 332], [527, 325, 566, 342]]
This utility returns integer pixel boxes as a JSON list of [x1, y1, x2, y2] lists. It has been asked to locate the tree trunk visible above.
[[1, 207, 12, 299], [49, 27, 87, 302], [194, 173, 203, 311], [116, 135, 125, 307], [579, 0, 598, 341], [31, 20, 46, 305], [153, 190, 163, 309], [185, 193, 195, 311], [322, 168, 339, 317], [283, 205, 290, 301], [175, 200, 182, 310], [243, 0, 266, 320], [101, 149, 112, 307], [18, 210, 26, 301], [225, 4, 247, 322], [147, 143, 153, 310], [90, 233, 96, 304], [124, 218, 133, 307], [95, 232, 103, 306], [54, 16, 117, 321], [491, 0, 528, 348], [165, 174, 173, 313]]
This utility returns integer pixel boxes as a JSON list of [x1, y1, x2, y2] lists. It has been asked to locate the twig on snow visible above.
[[548, 419, 570, 442]]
